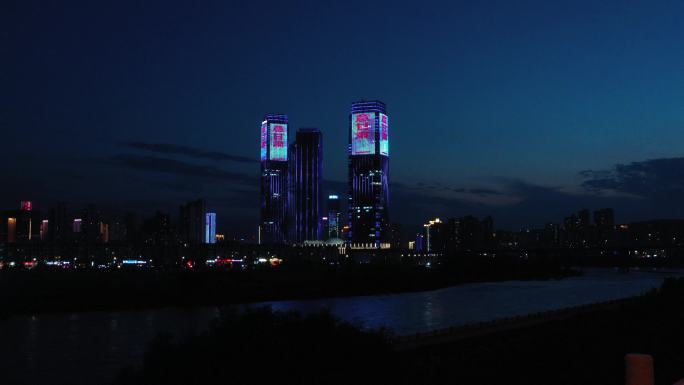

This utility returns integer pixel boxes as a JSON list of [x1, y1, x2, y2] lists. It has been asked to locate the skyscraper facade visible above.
[[205, 212, 217, 244], [48, 202, 68, 243], [423, 218, 445, 252], [327, 194, 340, 239], [594, 208, 615, 229], [288, 129, 323, 243], [260, 114, 289, 243], [7, 217, 16, 243], [179, 199, 206, 244], [348, 100, 390, 248]]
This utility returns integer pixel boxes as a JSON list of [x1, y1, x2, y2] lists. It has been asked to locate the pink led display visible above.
[[351, 113, 375, 155], [269, 123, 287, 161]]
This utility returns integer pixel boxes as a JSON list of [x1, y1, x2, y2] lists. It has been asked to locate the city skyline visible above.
[[6, 3, 684, 385], [5, 1, 684, 236]]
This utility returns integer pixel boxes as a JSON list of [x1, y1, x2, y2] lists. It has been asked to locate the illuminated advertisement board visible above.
[[260, 121, 268, 161], [269, 123, 287, 161], [379, 113, 388, 156], [351, 112, 375, 155]]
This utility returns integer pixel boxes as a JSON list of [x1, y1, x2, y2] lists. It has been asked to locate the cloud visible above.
[[107, 154, 256, 184], [121, 141, 255, 163], [580, 157, 684, 198], [450, 187, 503, 196]]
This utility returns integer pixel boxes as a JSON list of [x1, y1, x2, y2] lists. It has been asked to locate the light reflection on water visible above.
[[260, 268, 677, 335], [0, 268, 678, 385]]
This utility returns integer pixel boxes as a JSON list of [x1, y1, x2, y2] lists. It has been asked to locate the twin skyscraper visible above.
[[259, 100, 390, 249]]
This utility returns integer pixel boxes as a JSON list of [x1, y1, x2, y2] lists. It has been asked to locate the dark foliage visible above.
[[114, 307, 399, 385]]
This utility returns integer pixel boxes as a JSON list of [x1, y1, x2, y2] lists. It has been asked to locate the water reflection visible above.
[[0, 269, 678, 385]]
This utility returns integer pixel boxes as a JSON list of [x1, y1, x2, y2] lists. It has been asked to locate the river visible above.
[[0, 268, 677, 385]]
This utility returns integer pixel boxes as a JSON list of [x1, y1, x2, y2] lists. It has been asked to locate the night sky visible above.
[[4, 0, 684, 236]]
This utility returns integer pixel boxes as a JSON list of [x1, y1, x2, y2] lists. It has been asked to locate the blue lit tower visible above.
[[288, 128, 323, 243], [348, 100, 390, 248], [260, 114, 289, 244], [205, 212, 216, 244]]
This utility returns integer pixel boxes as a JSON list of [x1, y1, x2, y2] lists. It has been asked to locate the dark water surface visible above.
[[0, 268, 677, 385]]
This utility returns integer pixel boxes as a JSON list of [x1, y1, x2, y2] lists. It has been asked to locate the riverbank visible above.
[[113, 277, 684, 385], [399, 277, 684, 385], [0, 262, 579, 317]]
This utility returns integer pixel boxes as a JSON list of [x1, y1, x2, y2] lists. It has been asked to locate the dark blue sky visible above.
[[3, 0, 684, 236]]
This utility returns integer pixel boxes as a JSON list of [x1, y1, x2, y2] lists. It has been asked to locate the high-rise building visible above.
[[260, 114, 289, 244], [142, 211, 175, 246], [7, 217, 16, 243], [415, 233, 425, 252], [73, 218, 82, 234], [108, 218, 126, 242], [327, 194, 341, 239], [81, 205, 103, 243], [40, 220, 49, 241], [389, 223, 402, 249], [577, 209, 591, 228], [7, 201, 35, 242], [424, 218, 446, 252], [348, 100, 390, 248], [205, 212, 217, 244], [48, 202, 68, 242], [288, 129, 323, 243], [179, 199, 206, 244], [100, 222, 109, 243], [320, 216, 329, 240], [594, 208, 615, 229]]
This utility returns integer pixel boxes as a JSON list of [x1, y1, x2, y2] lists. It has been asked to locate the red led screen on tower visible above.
[[351, 113, 375, 155], [269, 123, 287, 161]]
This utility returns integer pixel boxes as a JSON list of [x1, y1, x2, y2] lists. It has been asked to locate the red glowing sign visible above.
[[21, 201, 32, 211], [269, 123, 287, 161], [355, 114, 371, 140], [272, 125, 285, 146], [351, 113, 375, 155]]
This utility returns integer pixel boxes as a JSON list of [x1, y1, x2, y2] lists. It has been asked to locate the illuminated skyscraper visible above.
[[260, 114, 289, 243], [348, 100, 390, 248], [327, 194, 341, 239], [12, 200, 34, 242], [205, 212, 216, 244], [288, 129, 323, 243], [7, 217, 16, 243]]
